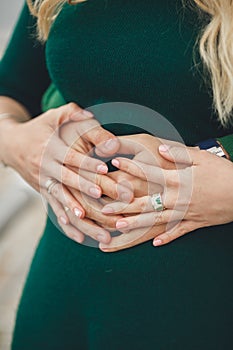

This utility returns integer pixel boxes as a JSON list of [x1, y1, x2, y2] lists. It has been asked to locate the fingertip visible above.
[[96, 138, 120, 156], [97, 231, 112, 245], [82, 109, 94, 118], [59, 215, 69, 225], [74, 207, 85, 219], [97, 164, 108, 174], [153, 238, 163, 247], [159, 144, 170, 153], [73, 233, 85, 244], [101, 206, 114, 214], [111, 159, 120, 168], [99, 244, 107, 252], [89, 186, 102, 198]]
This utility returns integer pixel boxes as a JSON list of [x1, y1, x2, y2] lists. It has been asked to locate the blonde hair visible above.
[[27, 0, 233, 125]]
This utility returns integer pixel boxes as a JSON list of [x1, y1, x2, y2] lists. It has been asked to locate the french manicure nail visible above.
[[90, 187, 101, 198], [97, 164, 108, 173], [82, 109, 93, 117], [112, 159, 120, 168], [60, 216, 67, 225], [97, 234, 109, 244], [73, 235, 83, 244], [116, 221, 128, 229], [102, 206, 114, 214], [153, 239, 162, 246], [120, 192, 132, 203], [104, 139, 118, 151], [74, 208, 82, 218], [159, 144, 170, 152]]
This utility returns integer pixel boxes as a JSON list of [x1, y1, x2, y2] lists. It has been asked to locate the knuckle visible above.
[[104, 216, 117, 229], [163, 234, 170, 243], [179, 226, 188, 236], [166, 172, 179, 187], [131, 217, 139, 228], [47, 108, 55, 115], [123, 162, 131, 173], [155, 212, 163, 224], [139, 198, 147, 212], [139, 133, 150, 141], [65, 149, 76, 165], [61, 172, 69, 185], [85, 205, 95, 218], [67, 102, 78, 111], [94, 174, 102, 187], [63, 195, 73, 209], [51, 183, 60, 198], [109, 184, 118, 199], [94, 128, 105, 144], [32, 154, 42, 168]]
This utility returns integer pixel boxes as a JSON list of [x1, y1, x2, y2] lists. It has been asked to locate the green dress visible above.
[[0, 1, 233, 349]]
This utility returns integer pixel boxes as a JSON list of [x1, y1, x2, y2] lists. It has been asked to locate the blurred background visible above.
[[0, 1, 46, 348]]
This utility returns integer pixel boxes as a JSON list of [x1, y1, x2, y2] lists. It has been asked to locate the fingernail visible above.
[[159, 144, 170, 152], [74, 208, 82, 218], [116, 221, 128, 229], [102, 206, 114, 214], [112, 159, 120, 168], [153, 239, 162, 246], [97, 234, 110, 244], [73, 235, 83, 244], [97, 164, 108, 174], [82, 109, 93, 117], [60, 216, 68, 225], [104, 139, 118, 151], [89, 187, 101, 198], [120, 192, 132, 203]]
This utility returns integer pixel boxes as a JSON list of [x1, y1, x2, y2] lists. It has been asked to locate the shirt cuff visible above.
[[216, 135, 233, 162]]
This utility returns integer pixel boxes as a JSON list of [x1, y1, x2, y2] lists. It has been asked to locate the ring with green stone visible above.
[[150, 193, 165, 212]]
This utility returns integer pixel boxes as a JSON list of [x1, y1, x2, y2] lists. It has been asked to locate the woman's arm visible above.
[[0, 3, 127, 245]]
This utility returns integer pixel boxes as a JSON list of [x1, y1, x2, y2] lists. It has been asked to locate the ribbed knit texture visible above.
[[0, 2, 231, 349], [217, 135, 233, 161]]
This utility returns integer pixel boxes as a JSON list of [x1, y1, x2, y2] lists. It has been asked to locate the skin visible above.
[[57, 131, 165, 244], [2, 99, 233, 251], [0, 99, 132, 244], [64, 133, 177, 249], [100, 136, 233, 251]]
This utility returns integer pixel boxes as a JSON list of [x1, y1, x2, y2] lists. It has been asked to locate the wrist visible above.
[[0, 119, 22, 167]]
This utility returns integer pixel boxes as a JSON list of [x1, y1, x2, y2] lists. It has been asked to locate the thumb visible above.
[[158, 144, 193, 165], [49, 103, 94, 128]]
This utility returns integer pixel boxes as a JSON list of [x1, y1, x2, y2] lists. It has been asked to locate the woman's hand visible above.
[[59, 189, 125, 245], [102, 142, 233, 249], [97, 134, 178, 251], [3, 102, 121, 225], [152, 144, 233, 245]]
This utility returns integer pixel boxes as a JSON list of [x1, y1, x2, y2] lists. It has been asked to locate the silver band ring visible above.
[[150, 193, 165, 212], [45, 179, 59, 195]]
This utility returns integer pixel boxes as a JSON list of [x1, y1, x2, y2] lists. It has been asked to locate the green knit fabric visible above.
[[0, 1, 232, 349], [217, 135, 233, 161]]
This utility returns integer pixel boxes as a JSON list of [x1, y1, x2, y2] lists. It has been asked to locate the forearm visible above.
[[0, 96, 31, 120], [0, 96, 30, 165]]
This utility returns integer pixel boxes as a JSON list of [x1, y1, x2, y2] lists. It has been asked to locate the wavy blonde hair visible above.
[[27, 0, 233, 125]]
